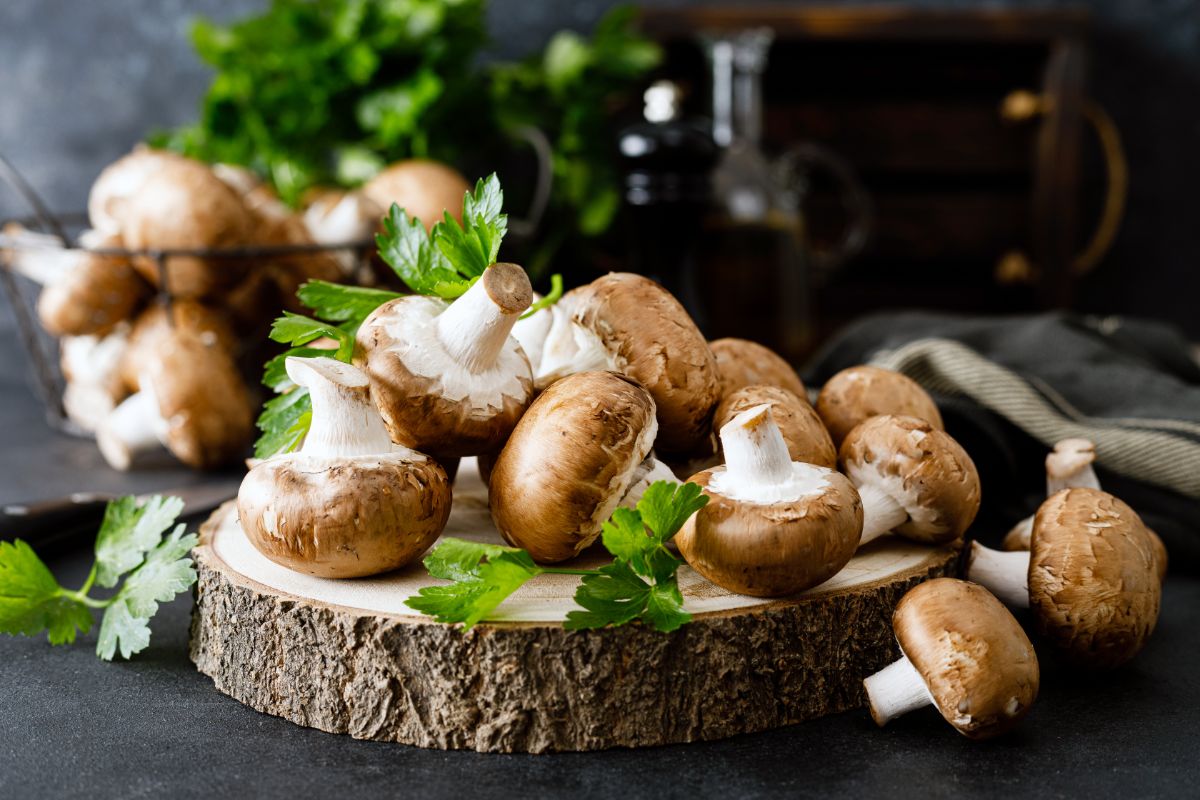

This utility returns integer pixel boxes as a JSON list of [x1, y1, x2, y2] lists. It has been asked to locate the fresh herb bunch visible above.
[[489, 5, 662, 273], [153, 1, 659, 269], [153, 0, 489, 204], [255, 174, 560, 458], [0, 496, 198, 660], [407, 481, 709, 632]]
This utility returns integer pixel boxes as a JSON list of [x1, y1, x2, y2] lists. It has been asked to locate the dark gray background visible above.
[[2, 0, 1199, 339]]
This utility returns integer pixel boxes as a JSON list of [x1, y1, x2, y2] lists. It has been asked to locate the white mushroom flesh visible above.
[[287, 357, 413, 459], [619, 453, 678, 509], [967, 542, 1032, 608], [534, 304, 614, 388], [511, 300, 554, 372], [709, 404, 833, 504], [863, 653, 935, 726], [96, 389, 170, 470]]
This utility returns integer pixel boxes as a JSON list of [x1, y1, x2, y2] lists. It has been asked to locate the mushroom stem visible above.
[[96, 390, 171, 470], [720, 404, 794, 487], [436, 262, 532, 374], [863, 653, 934, 726], [1045, 438, 1100, 495], [967, 542, 1031, 608], [619, 455, 677, 509], [287, 357, 398, 458], [857, 483, 910, 546]]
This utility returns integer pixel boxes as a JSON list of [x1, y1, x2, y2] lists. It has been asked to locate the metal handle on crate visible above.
[[0, 151, 70, 426]]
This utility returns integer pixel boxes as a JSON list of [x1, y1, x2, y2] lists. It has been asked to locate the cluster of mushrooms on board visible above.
[[2, 148, 475, 471], [228, 218, 1168, 741]]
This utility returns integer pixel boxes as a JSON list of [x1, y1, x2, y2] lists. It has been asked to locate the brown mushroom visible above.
[[97, 317, 253, 470], [968, 488, 1161, 668], [816, 365, 943, 447], [709, 337, 806, 399], [119, 300, 237, 393], [238, 357, 451, 578], [488, 371, 672, 563], [537, 273, 720, 455], [355, 261, 534, 460], [714, 385, 836, 469], [361, 159, 470, 232], [59, 325, 131, 433], [121, 157, 253, 298], [675, 404, 863, 597], [87, 147, 189, 235], [863, 578, 1039, 739], [840, 415, 981, 547]]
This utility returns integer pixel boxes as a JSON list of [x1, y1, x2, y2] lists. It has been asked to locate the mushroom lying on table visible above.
[[355, 261, 534, 460], [863, 578, 1039, 739], [816, 365, 943, 447], [967, 487, 1162, 669], [714, 385, 837, 469], [709, 337, 807, 399], [537, 272, 720, 455], [839, 415, 981, 548], [1000, 439, 1169, 580], [238, 357, 451, 578], [676, 404, 863, 597], [488, 371, 674, 564]]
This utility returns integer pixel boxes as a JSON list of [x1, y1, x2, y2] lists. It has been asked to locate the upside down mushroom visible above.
[[355, 261, 534, 460], [238, 357, 451, 578], [676, 404, 863, 597], [714, 384, 837, 469], [863, 578, 1039, 739]]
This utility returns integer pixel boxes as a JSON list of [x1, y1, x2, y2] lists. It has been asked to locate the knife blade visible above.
[[0, 480, 242, 553]]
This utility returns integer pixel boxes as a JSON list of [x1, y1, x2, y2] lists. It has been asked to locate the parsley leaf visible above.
[[432, 174, 507, 278], [294, 280, 401, 325], [270, 313, 356, 361], [0, 496, 198, 660], [254, 389, 312, 460], [406, 538, 542, 628], [0, 540, 92, 645], [94, 495, 185, 588], [407, 480, 707, 633], [376, 205, 470, 297]]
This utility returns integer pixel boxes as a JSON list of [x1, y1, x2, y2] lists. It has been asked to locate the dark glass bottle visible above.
[[618, 81, 719, 323]]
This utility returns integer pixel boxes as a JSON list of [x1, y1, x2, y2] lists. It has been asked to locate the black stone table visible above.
[[1, 322, 1197, 799]]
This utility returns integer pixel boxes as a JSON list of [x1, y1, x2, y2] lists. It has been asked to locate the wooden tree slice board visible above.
[[190, 459, 958, 753]]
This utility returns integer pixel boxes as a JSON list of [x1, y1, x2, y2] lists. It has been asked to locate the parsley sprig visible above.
[[406, 481, 709, 633], [253, 174, 561, 459], [0, 496, 198, 660]]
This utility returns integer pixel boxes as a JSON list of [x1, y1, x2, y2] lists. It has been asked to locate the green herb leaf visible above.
[[376, 204, 469, 297], [521, 273, 563, 320], [270, 312, 356, 360], [295, 280, 401, 325], [638, 481, 709, 546], [641, 578, 691, 633], [431, 173, 506, 278], [405, 538, 542, 629], [0, 540, 92, 645], [97, 525, 199, 661], [93, 495, 186, 589], [1, 496, 198, 660], [254, 388, 312, 459]]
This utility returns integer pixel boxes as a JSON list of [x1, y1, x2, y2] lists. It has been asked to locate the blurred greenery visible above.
[[151, 0, 661, 279]]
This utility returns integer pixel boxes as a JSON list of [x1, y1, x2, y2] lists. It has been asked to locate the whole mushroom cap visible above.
[[840, 415, 980, 544], [122, 158, 253, 298], [87, 148, 189, 235], [893, 578, 1039, 740], [120, 301, 237, 393], [569, 273, 720, 454], [710, 337, 806, 399], [361, 159, 470, 232], [238, 452, 451, 579], [489, 371, 658, 563], [676, 464, 862, 597], [715, 385, 836, 469], [143, 330, 253, 469], [816, 365, 944, 447], [1029, 488, 1161, 669]]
